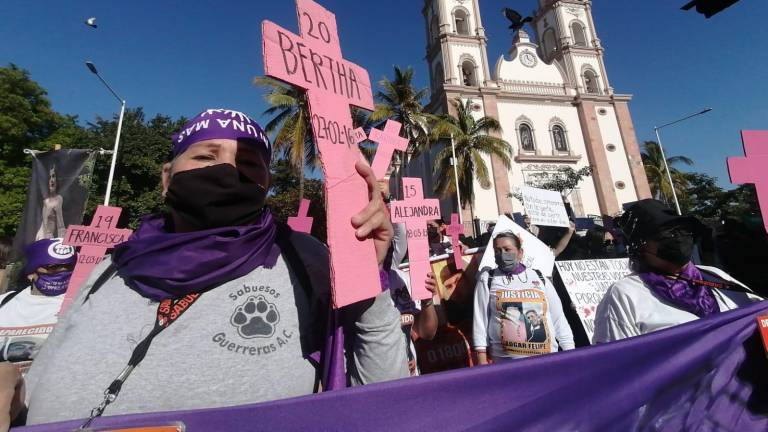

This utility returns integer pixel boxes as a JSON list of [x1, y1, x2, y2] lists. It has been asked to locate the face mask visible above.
[[34, 271, 72, 296], [165, 164, 268, 231], [495, 251, 520, 273], [655, 234, 694, 267]]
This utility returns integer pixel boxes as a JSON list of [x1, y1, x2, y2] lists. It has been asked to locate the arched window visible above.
[[454, 9, 470, 35], [461, 60, 477, 86], [584, 69, 599, 94], [542, 28, 558, 60], [519, 123, 535, 152], [571, 21, 587, 47], [552, 125, 568, 152]]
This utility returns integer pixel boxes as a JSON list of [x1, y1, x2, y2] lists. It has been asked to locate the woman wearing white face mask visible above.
[[473, 232, 574, 364], [0, 238, 75, 374]]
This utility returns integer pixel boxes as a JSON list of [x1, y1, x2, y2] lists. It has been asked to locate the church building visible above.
[[420, 0, 651, 224]]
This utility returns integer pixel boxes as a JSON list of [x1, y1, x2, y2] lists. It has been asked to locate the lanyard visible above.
[[79, 293, 201, 430]]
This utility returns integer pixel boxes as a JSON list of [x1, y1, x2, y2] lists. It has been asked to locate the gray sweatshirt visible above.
[[24, 233, 408, 424]]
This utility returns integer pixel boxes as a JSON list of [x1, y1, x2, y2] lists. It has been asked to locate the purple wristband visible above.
[[379, 268, 390, 292]]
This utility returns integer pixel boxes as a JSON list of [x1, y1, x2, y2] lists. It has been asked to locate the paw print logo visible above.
[[230, 295, 280, 339]]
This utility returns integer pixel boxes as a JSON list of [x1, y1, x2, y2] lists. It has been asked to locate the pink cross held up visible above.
[[263, 0, 378, 307], [61, 205, 132, 313], [288, 199, 314, 233], [390, 178, 441, 300], [366, 120, 409, 179], [447, 213, 464, 270], [728, 130, 768, 233]]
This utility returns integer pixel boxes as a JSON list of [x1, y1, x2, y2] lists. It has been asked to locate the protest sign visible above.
[[61, 205, 132, 312], [727, 130, 768, 233], [366, 120, 408, 179], [555, 258, 631, 340], [478, 215, 555, 277], [521, 186, 570, 228], [287, 199, 313, 233], [263, 0, 378, 307], [390, 178, 441, 299]]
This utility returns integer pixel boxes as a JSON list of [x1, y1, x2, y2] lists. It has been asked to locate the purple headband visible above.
[[23, 238, 76, 275], [172, 109, 271, 159]]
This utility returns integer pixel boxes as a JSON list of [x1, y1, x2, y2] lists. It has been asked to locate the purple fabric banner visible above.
[[15, 301, 768, 431]]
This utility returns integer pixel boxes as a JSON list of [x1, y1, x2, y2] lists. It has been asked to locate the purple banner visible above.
[[15, 301, 768, 431]]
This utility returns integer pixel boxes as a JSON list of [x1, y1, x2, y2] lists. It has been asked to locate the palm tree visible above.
[[641, 140, 693, 204], [431, 99, 513, 218], [253, 76, 317, 200], [370, 66, 431, 179]]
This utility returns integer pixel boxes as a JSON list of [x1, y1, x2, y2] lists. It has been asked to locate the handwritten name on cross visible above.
[[263, 0, 377, 307], [728, 130, 768, 233], [365, 120, 409, 179], [390, 178, 441, 300], [447, 213, 464, 270], [61, 205, 132, 313], [288, 199, 314, 233]]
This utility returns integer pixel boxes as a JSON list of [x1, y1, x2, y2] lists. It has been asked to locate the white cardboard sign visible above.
[[522, 186, 570, 228]]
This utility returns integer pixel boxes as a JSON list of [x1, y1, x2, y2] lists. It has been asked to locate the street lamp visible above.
[[85, 61, 126, 206], [653, 107, 712, 215]]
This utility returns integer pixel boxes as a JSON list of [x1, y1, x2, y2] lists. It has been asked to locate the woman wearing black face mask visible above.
[[592, 199, 762, 343], [473, 232, 574, 364]]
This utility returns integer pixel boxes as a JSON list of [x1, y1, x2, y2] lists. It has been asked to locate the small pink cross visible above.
[[446, 213, 464, 270], [61, 205, 133, 313], [390, 178, 441, 299], [728, 130, 768, 233], [288, 199, 314, 234], [368, 120, 409, 179]]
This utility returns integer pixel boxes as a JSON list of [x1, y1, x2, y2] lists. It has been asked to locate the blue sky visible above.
[[2, 0, 766, 188]]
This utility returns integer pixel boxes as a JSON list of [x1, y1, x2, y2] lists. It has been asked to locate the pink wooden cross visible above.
[[288, 199, 314, 233], [390, 178, 441, 300], [446, 213, 464, 270], [728, 130, 768, 233], [263, 0, 378, 307], [367, 120, 409, 179], [61, 205, 132, 312]]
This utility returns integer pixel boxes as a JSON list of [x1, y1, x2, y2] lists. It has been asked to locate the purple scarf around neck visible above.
[[112, 209, 279, 301], [501, 263, 527, 276], [638, 262, 720, 317]]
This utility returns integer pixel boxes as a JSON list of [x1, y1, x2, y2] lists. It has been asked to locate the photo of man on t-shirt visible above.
[[526, 310, 547, 343]]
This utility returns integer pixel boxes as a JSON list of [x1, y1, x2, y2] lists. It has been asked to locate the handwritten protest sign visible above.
[[366, 120, 409, 179], [478, 214, 555, 277], [555, 259, 631, 340], [287, 199, 313, 233], [61, 205, 132, 312], [727, 130, 768, 233], [263, 0, 378, 307], [390, 178, 441, 299], [521, 186, 570, 228], [446, 213, 464, 270]]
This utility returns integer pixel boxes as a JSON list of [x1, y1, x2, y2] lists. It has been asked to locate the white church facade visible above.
[[418, 0, 651, 225]]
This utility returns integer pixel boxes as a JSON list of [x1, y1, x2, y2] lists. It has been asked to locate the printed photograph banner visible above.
[[521, 186, 570, 228], [12, 150, 95, 258], [15, 302, 768, 432], [555, 259, 631, 340]]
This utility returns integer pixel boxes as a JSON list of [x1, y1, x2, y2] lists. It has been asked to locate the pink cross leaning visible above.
[[61, 205, 132, 313], [263, 0, 379, 307], [367, 120, 409, 179], [288, 199, 314, 234], [446, 213, 464, 270], [390, 178, 441, 300], [728, 130, 768, 233]]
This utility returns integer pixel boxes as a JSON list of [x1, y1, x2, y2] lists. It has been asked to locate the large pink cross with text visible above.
[[447, 213, 464, 270], [61, 205, 132, 312], [390, 178, 441, 300], [288, 199, 314, 234], [263, 0, 377, 307], [728, 130, 768, 233], [367, 120, 409, 179]]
